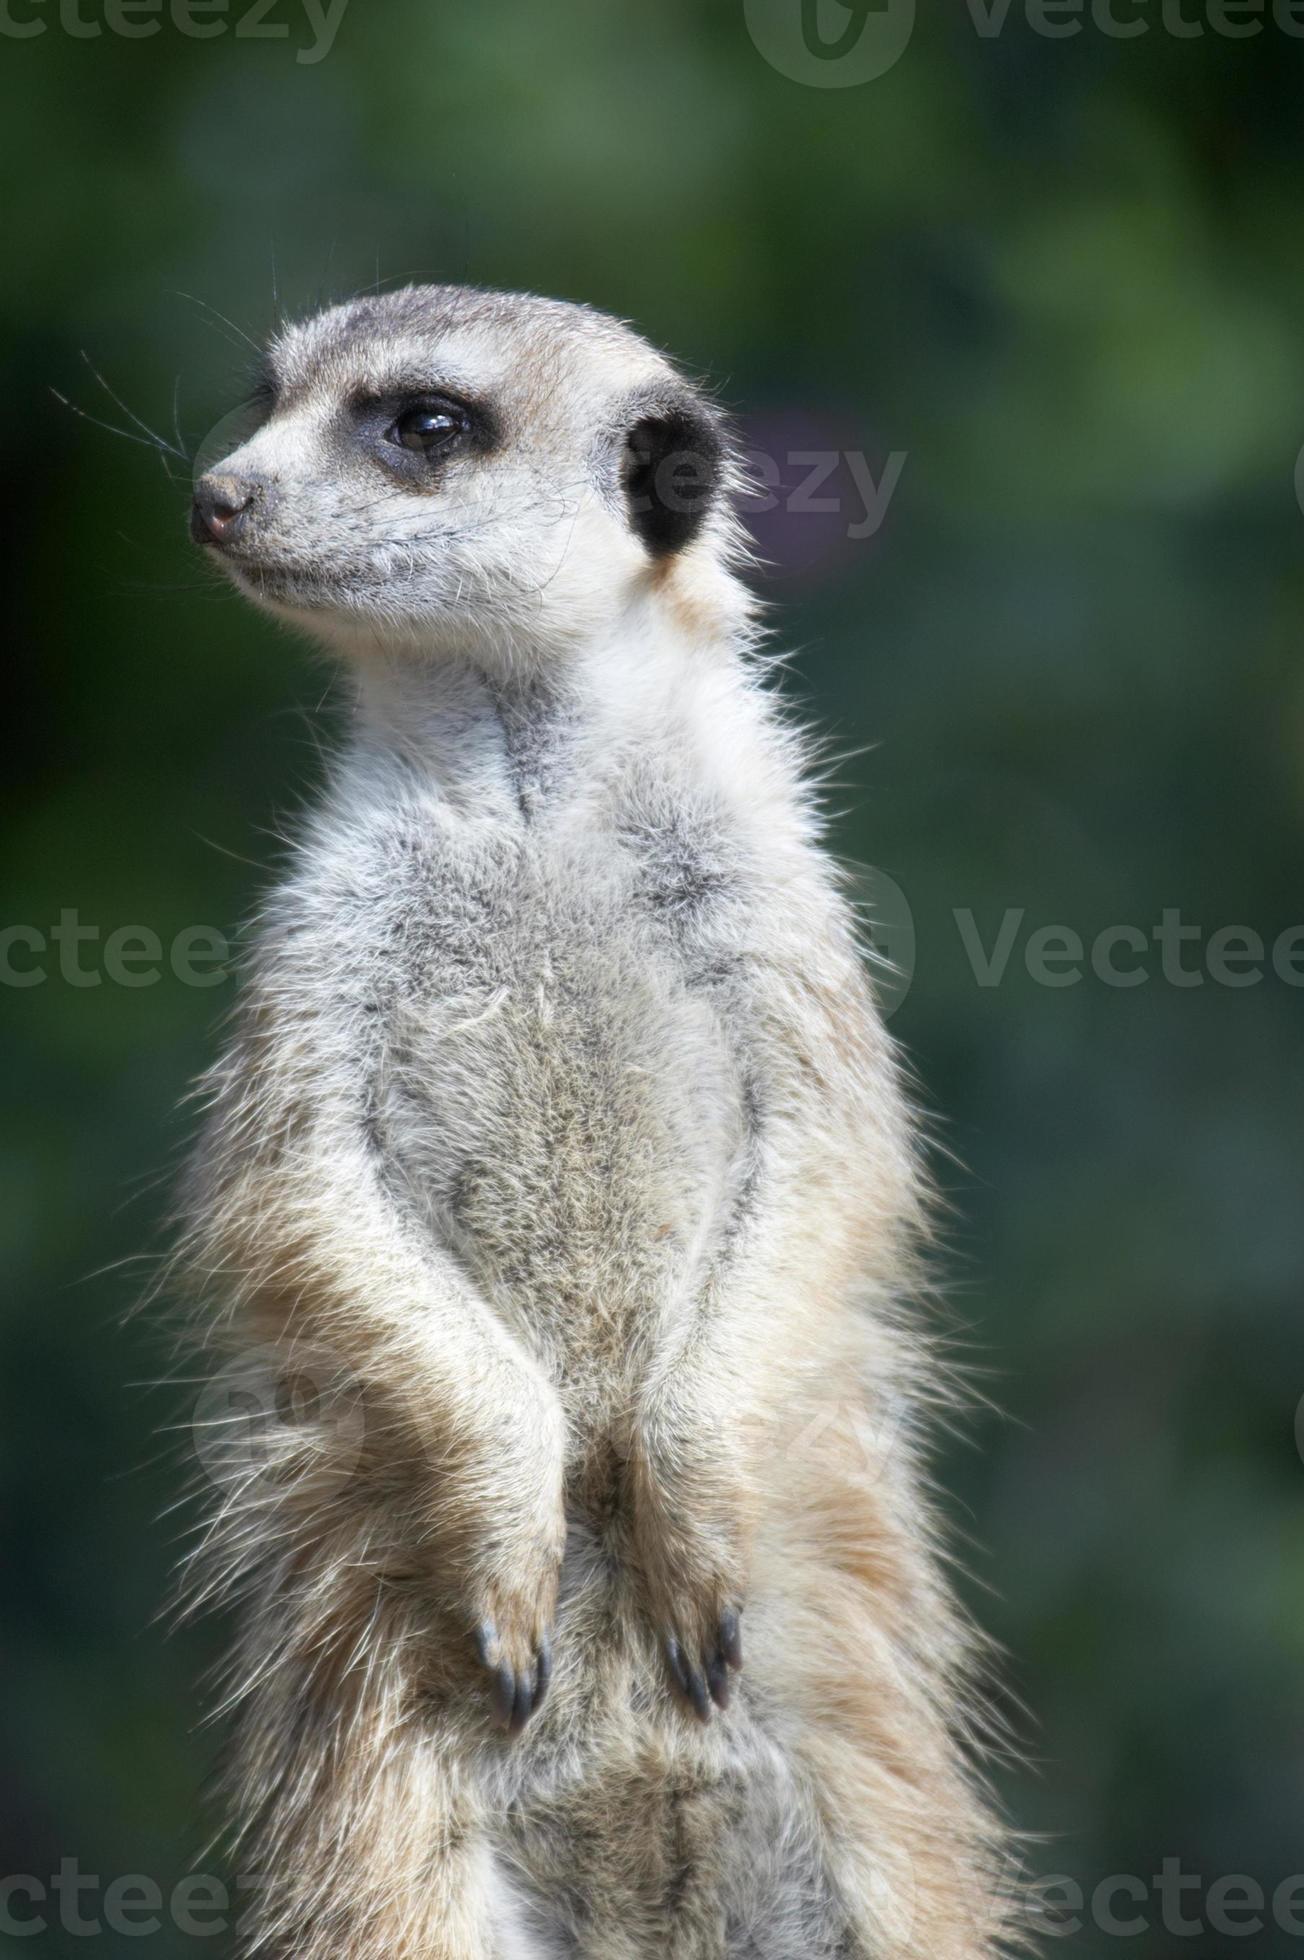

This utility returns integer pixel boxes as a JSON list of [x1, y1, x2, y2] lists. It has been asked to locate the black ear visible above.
[[622, 396, 724, 558]]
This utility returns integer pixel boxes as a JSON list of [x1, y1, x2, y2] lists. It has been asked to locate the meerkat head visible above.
[[191, 285, 746, 662]]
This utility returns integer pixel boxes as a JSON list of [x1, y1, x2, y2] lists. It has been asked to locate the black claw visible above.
[[534, 1636, 553, 1710], [475, 1621, 551, 1739], [509, 1671, 535, 1737], [491, 1663, 517, 1730], [665, 1633, 715, 1722], [706, 1652, 731, 1712], [665, 1635, 692, 1699], [719, 1608, 744, 1672], [474, 1621, 518, 1732]]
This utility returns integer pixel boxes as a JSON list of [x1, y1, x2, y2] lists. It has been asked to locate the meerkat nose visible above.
[[191, 473, 262, 547]]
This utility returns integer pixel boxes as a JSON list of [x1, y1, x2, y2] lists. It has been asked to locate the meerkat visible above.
[[175, 283, 1017, 1960]]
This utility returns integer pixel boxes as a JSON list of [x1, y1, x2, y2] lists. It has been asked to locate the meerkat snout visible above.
[[191, 472, 267, 548]]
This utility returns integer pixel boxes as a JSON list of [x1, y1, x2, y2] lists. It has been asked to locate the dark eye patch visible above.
[[348, 383, 500, 476]]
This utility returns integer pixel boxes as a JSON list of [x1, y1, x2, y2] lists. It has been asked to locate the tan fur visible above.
[[169, 284, 1020, 1958]]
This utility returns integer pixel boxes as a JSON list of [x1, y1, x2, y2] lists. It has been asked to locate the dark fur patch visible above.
[[624, 400, 723, 558]]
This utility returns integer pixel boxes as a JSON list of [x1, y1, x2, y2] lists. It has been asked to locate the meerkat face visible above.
[[191, 285, 735, 658]]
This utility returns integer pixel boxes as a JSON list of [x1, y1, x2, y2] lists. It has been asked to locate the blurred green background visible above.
[[2, 3, 1302, 1954]]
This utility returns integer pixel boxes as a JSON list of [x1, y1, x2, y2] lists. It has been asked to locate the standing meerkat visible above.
[[176, 284, 1016, 1960]]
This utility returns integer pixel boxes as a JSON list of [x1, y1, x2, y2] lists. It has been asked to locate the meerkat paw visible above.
[[634, 1511, 746, 1721], [448, 1393, 566, 1739], [473, 1596, 556, 1739], [461, 1475, 565, 1738], [662, 1598, 745, 1722], [628, 1412, 750, 1721], [468, 1515, 564, 1739]]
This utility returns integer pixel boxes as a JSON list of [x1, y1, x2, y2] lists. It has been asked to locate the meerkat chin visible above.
[[174, 283, 1015, 1960]]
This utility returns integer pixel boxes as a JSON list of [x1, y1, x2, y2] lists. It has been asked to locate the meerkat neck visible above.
[[340, 588, 756, 822], [345, 649, 580, 820]]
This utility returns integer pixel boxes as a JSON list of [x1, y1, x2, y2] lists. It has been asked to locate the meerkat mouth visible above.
[[226, 556, 346, 608]]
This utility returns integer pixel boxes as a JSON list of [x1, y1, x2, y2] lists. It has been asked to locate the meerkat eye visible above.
[[388, 403, 467, 454]]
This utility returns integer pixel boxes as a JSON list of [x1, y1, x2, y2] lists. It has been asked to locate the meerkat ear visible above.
[[620, 393, 724, 558]]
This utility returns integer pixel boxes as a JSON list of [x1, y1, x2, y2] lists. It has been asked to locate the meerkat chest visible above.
[[306, 812, 758, 1368]]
